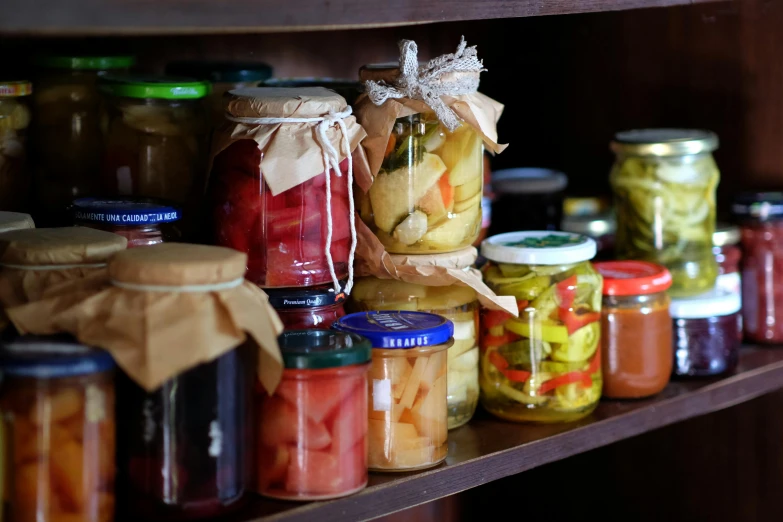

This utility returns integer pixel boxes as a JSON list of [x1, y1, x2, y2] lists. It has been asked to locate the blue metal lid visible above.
[[0, 335, 115, 378], [72, 197, 181, 226], [332, 311, 454, 349]]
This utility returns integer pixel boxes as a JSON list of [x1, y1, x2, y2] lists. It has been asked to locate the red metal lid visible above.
[[594, 261, 672, 296]]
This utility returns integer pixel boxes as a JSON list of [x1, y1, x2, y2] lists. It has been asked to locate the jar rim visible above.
[[670, 287, 741, 318], [481, 231, 596, 265], [594, 261, 672, 295], [278, 329, 372, 369], [72, 197, 181, 226], [333, 311, 453, 349], [611, 128, 718, 156], [1, 335, 115, 378]]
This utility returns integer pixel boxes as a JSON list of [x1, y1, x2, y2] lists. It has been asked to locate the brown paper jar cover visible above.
[[0, 211, 34, 233], [0, 227, 128, 310], [7, 243, 284, 393]]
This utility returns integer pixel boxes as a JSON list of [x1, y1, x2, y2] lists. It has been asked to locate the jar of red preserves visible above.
[[594, 261, 673, 398], [266, 285, 346, 330], [208, 87, 364, 288], [732, 192, 783, 343], [713, 223, 741, 297], [72, 197, 181, 248], [258, 329, 371, 500], [670, 288, 742, 377]]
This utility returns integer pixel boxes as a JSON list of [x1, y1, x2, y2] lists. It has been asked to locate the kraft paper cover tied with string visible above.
[[7, 243, 284, 393], [0, 227, 128, 326], [207, 87, 368, 292], [354, 219, 518, 316]]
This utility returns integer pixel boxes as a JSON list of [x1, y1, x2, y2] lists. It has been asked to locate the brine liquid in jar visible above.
[[480, 232, 602, 423], [0, 335, 116, 522], [348, 276, 480, 429], [266, 285, 346, 330], [333, 311, 453, 471], [118, 344, 254, 520], [610, 129, 720, 297], [72, 197, 182, 247], [359, 113, 483, 254], [258, 330, 371, 500]]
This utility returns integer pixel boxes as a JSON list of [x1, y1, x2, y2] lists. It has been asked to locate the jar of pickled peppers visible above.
[[610, 129, 719, 297], [480, 231, 602, 423], [0, 81, 32, 213], [266, 286, 347, 330], [357, 66, 484, 254], [72, 197, 182, 248], [333, 311, 452, 471], [258, 330, 371, 500], [33, 55, 135, 226], [0, 335, 116, 522], [347, 249, 480, 429]]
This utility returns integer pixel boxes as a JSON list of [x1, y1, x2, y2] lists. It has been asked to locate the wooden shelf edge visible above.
[[245, 347, 783, 522], [1, 0, 723, 36]]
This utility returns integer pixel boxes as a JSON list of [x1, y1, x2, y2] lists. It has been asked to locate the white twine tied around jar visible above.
[[225, 108, 357, 295], [365, 36, 486, 132]]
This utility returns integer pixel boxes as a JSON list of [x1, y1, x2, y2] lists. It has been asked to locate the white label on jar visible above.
[[208, 420, 222, 457], [373, 379, 392, 411], [142, 399, 155, 443], [85, 384, 106, 423]]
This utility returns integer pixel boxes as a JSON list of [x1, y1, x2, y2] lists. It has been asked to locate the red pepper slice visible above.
[[586, 348, 601, 375], [480, 331, 522, 348], [516, 299, 530, 310], [557, 307, 601, 335], [537, 371, 589, 394], [482, 309, 513, 329], [555, 275, 578, 309], [488, 350, 510, 371], [501, 369, 532, 383]]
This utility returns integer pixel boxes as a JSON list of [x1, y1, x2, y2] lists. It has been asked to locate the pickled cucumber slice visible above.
[[420, 202, 480, 249], [453, 191, 481, 214], [550, 322, 599, 362], [453, 176, 482, 202], [440, 126, 483, 187]]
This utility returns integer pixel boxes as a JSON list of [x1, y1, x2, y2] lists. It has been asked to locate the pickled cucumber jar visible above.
[[99, 76, 210, 206], [358, 67, 483, 254], [333, 311, 452, 471], [610, 129, 719, 297], [33, 55, 135, 226], [480, 231, 602, 423], [347, 250, 479, 429], [0, 81, 32, 213]]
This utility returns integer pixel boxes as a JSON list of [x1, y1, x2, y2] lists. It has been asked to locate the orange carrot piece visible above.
[[438, 173, 454, 208], [384, 135, 396, 158]]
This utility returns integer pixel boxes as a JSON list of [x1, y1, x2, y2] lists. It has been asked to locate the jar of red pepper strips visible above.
[[265, 285, 346, 330], [72, 197, 181, 248]]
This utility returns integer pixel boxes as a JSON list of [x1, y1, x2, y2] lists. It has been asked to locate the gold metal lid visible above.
[[610, 129, 719, 156]]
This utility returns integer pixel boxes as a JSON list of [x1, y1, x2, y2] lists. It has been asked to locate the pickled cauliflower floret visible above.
[[393, 210, 428, 246]]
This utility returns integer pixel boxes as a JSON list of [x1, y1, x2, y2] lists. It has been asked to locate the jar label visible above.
[[504, 233, 587, 249], [372, 379, 392, 411]]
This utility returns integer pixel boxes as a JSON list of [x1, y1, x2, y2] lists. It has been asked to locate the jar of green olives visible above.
[[610, 129, 719, 297]]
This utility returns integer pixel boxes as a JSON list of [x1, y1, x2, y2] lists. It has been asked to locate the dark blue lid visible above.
[[732, 192, 783, 221], [1, 335, 115, 378], [332, 311, 454, 349], [72, 197, 181, 226]]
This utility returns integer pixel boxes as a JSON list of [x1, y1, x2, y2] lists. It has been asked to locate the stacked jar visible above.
[[33, 55, 135, 226], [72, 197, 182, 247]]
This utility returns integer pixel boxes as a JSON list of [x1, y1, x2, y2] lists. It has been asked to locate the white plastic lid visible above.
[[670, 287, 741, 319], [481, 231, 596, 265]]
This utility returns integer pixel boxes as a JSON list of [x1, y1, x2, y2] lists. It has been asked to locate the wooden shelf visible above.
[[231, 346, 783, 522], [1, 0, 722, 36]]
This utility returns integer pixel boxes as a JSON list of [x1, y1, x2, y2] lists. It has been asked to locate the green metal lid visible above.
[[279, 329, 371, 370], [165, 61, 273, 84], [99, 75, 210, 100], [37, 56, 135, 71]]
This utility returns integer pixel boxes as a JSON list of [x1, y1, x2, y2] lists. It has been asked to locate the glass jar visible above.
[[489, 168, 568, 235], [348, 276, 479, 429], [119, 344, 254, 520], [610, 129, 720, 297], [258, 330, 371, 500], [358, 111, 483, 254], [72, 197, 181, 248], [480, 231, 602, 423], [560, 212, 616, 260], [333, 311, 452, 471], [0, 81, 32, 213], [262, 78, 362, 106], [0, 335, 116, 522], [670, 288, 742, 377], [0, 211, 34, 233], [266, 286, 346, 330], [594, 261, 673, 398], [713, 223, 741, 297], [732, 192, 783, 343], [33, 56, 135, 226], [99, 76, 210, 205], [165, 62, 273, 125], [208, 140, 352, 288]]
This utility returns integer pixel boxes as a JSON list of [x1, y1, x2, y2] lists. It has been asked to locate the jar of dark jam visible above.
[[265, 285, 346, 330], [118, 343, 254, 520], [72, 197, 181, 248], [713, 223, 741, 297], [489, 168, 568, 235], [732, 192, 783, 343], [670, 288, 742, 377]]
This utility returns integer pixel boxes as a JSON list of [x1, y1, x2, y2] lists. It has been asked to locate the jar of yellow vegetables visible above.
[[480, 231, 602, 423]]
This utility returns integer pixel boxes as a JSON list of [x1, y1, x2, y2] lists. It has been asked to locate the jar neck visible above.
[[603, 292, 670, 309]]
